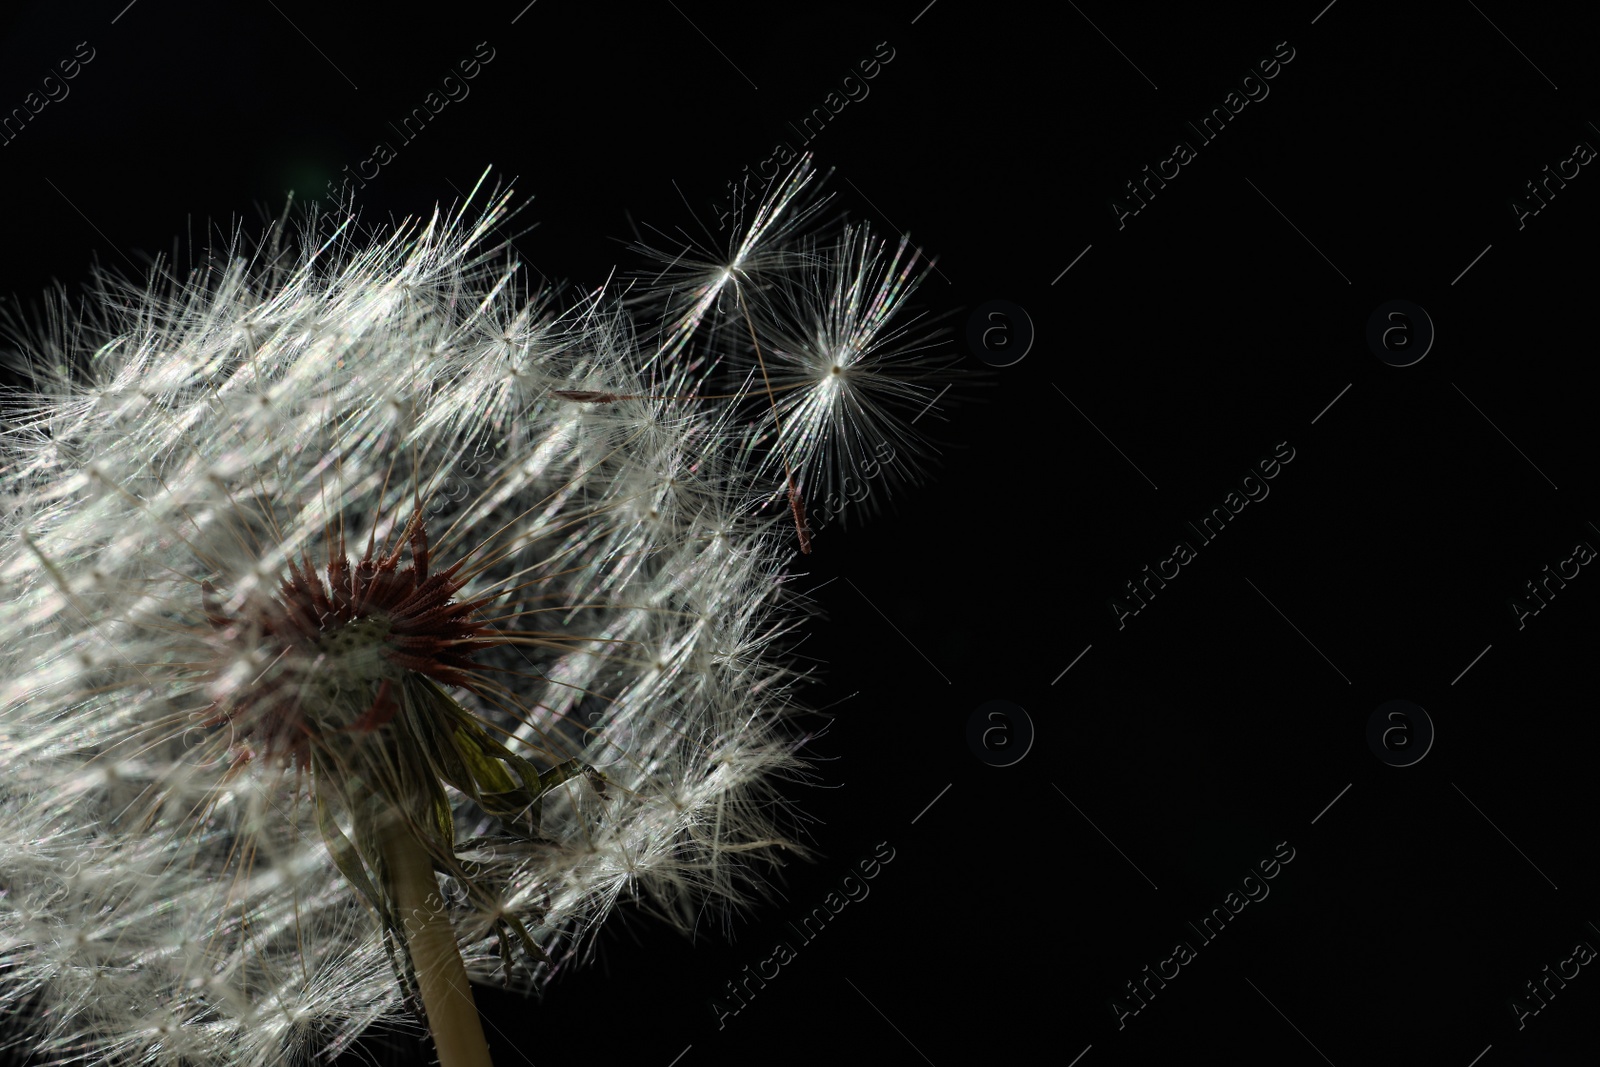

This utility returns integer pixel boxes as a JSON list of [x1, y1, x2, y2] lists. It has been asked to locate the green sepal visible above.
[[500, 909, 549, 965], [315, 675, 600, 988], [311, 766, 421, 1009], [411, 676, 593, 840], [313, 782, 384, 918]]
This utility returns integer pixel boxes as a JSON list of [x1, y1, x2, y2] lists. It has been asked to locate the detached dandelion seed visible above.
[[0, 161, 950, 1065], [753, 223, 964, 520]]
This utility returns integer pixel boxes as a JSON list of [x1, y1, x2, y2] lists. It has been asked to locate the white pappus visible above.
[[0, 157, 951, 1066]]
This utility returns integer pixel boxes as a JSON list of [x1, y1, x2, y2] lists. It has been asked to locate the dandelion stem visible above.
[[379, 814, 495, 1067]]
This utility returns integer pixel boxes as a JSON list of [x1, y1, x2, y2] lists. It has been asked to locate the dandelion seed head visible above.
[[0, 160, 943, 1063]]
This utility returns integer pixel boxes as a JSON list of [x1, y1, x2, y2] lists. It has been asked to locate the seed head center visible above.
[[199, 509, 504, 765], [313, 615, 402, 695]]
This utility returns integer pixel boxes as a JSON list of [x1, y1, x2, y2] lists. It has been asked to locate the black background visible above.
[[3, 2, 1599, 1065]]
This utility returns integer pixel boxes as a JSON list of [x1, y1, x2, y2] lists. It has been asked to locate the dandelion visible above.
[[0, 159, 946, 1065]]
